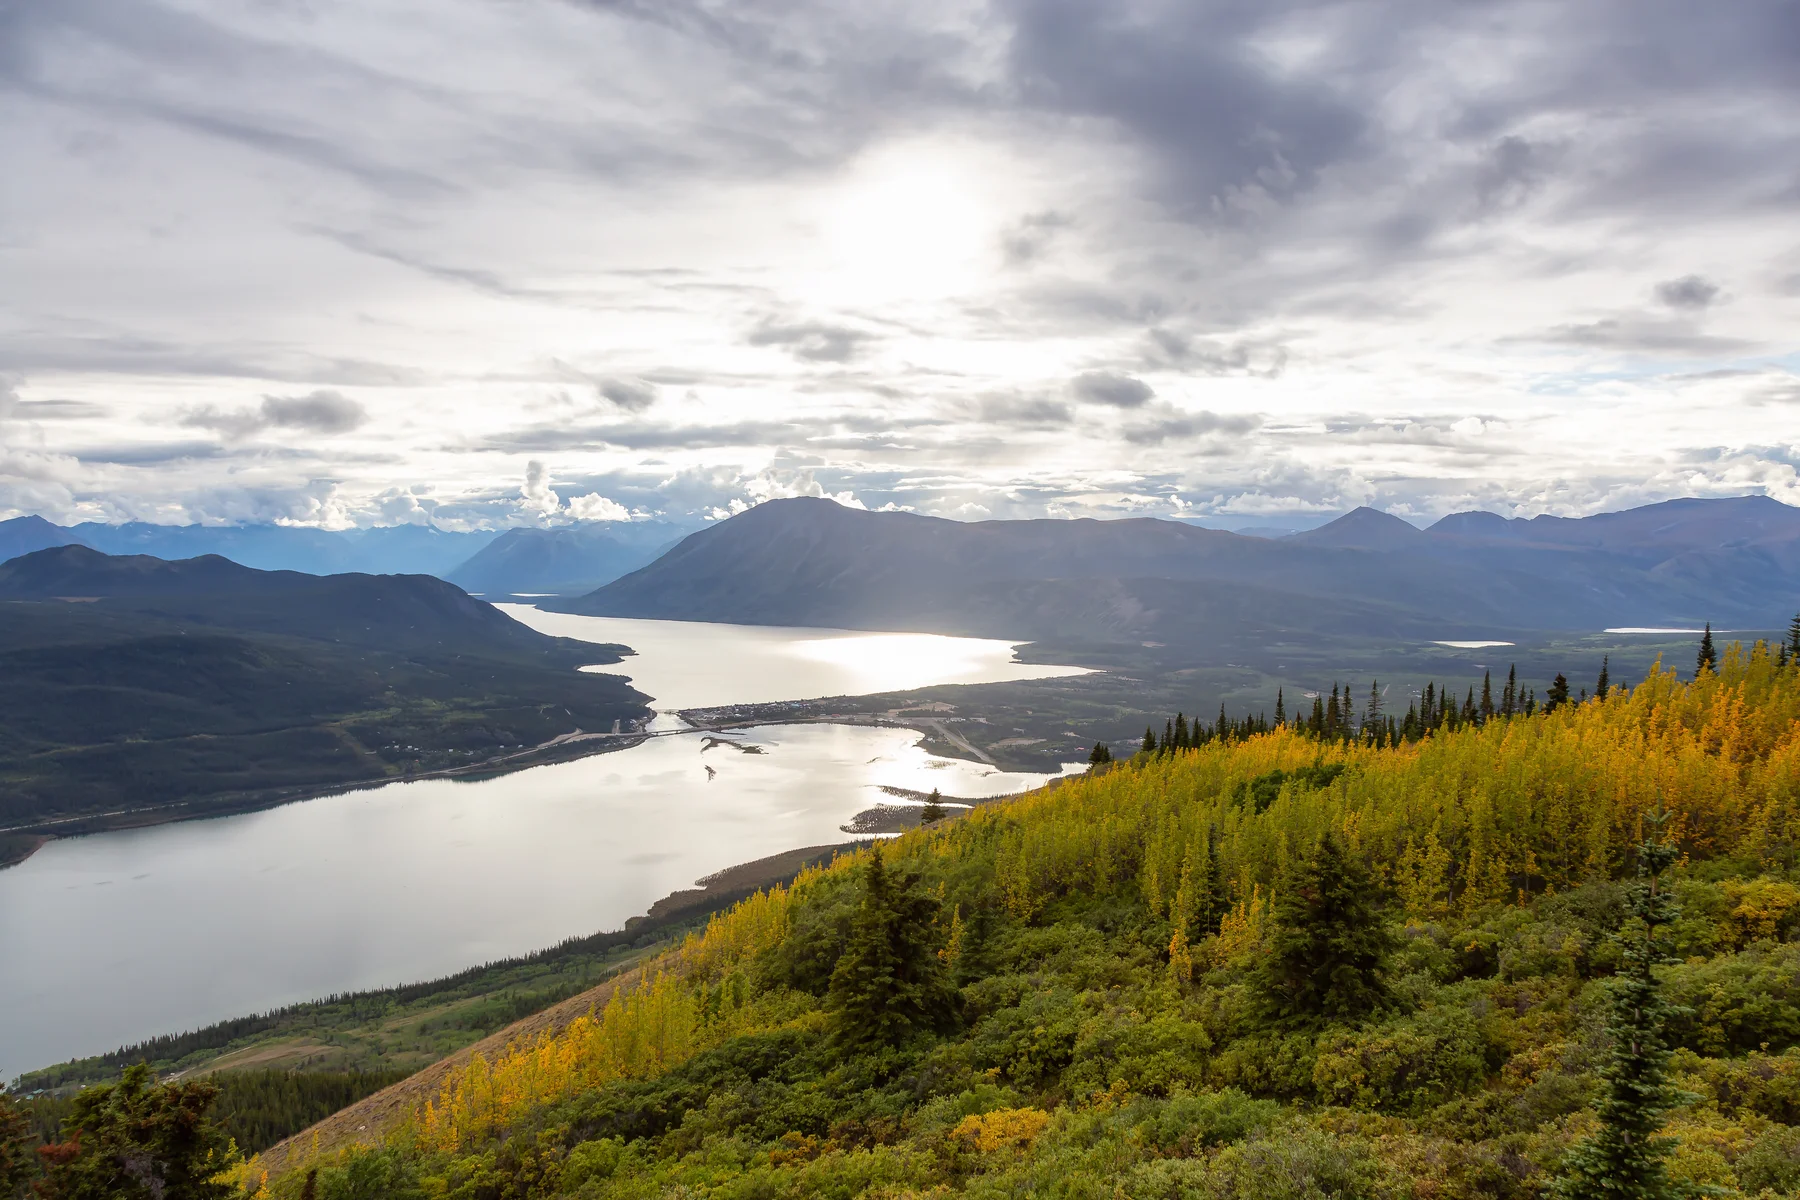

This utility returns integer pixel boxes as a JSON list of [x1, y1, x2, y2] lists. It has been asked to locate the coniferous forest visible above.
[[9, 633, 1800, 1199]]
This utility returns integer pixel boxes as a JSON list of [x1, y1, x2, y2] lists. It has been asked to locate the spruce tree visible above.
[[1142, 726, 1157, 755], [1697, 623, 1717, 676], [1545, 673, 1571, 713], [1275, 688, 1286, 726], [1555, 812, 1684, 1200], [1503, 664, 1518, 717], [1596, 655, 1611, 701], [920, 788, 947, 823], [1086, 742, 1111, 766], [826, 844, 958, 1052], [0, 1091, 32, 1200], [1787, 612, 1800, 660], [1250, 831, 1396, 1029], [35, 1064, 234, 1200], [1480, 671, 1494, 722]]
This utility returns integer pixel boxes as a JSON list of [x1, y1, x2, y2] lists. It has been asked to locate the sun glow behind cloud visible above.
[[0, 0, 1797, 530]]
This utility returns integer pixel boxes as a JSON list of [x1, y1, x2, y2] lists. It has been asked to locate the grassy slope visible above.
[[247, 641, 1800, 1200]]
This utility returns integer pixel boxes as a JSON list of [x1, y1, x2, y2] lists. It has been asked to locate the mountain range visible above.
[[0, 516, 701, 594], [551, 495, 1800, 649]]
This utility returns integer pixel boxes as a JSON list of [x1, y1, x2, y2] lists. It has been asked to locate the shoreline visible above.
[[0, 702, 1009, 872], [0, 726, 655, 872]]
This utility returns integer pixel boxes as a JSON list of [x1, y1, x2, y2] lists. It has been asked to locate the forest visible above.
[[8, 626, 1800, 1199]]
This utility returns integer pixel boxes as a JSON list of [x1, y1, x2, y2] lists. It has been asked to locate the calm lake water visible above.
[[0, 613, 1084, 1080]]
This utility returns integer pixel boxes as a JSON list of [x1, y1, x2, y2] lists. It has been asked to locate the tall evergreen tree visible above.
[[1545, 673, 1571, 713], [920, 788, 947, 823], [1555, 812, 1684, 1200], [826, 845, 958, 1052], [1596, 655, 1611, 701], [1697, 623, 1717, 676], [34, 1064, 234, 1200], [0, 1091, 32, 1200], [1173, 713, 1188, 749], [1366, 680, 1382, 737], [1163, 720, 1175, 755], [1423, 682, 1436, 728], [1249, 831, 1396, 1030], [1274, 688, 1285, 727], [1502, 664, 1518, 717], [1480, 671, 1495, 722], [1310, 696, 1325, 736], [1086, 743, 1111, 766], [1787, 612, 1800, 660], [1142, 726, 1156, 754]]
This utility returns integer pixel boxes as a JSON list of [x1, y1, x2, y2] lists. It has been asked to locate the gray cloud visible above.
[[976, 394, 1074, 428], [1121, 409, 1261, 446], [1143, 330, 1288, 377], [1070, 371, 1153, 408], [181, 390, 369, 438], [1655, 275, 1722, 309], [747, 321, 875, 363], [1524, 318, 1754, 356], [598, 378, 659, 412], [1000, 211, 1072, 266]]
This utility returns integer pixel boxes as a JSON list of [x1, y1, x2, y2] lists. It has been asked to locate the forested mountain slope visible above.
[[235, 640, 1800, 1200], [559, 495, 1800, 643], [0, 548, 648, 836]]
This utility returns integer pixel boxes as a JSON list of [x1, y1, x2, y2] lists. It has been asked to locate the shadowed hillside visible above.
[[554, 495, 1800, 645], [0, 547, 650, 841]]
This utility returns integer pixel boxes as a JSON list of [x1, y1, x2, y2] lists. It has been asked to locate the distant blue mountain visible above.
[[67, 521, 499, 577], [0, 515, 702, 587], [446, 522, 699, 595]]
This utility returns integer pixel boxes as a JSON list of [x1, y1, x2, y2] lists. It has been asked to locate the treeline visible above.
[[1139, 616, 1800, 756], [17, 1067, 410, 1159]]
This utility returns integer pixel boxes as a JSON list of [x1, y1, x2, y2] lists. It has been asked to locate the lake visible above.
[[0, 613, 1085, 1080]]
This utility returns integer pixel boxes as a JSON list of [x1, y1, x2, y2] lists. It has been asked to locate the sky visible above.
[[1, 0, 1797, 532]]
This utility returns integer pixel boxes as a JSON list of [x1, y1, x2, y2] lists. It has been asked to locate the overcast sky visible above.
[[1, 0, 1796, 531]]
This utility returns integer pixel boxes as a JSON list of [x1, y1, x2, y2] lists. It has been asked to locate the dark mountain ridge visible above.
[[0, 545, 557, 656], [0, 547, 649, 841], [555, 495, 1800, 647]]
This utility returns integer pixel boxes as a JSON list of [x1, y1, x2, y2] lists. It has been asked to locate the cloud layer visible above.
[[0, 0, 1796, 530]]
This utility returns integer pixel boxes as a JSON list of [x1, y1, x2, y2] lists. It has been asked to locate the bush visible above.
[[1312, 1003, 1488, 1114], [1132, 1088, 1281, 1154]]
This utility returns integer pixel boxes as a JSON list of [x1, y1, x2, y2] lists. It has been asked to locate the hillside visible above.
[[556, 495, 1800, 646], [0, 548, 650, 839], [220, 638, 1800, 1200]]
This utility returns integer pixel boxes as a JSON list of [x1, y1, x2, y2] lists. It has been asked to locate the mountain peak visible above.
[[1288, 507, 1423, 550]]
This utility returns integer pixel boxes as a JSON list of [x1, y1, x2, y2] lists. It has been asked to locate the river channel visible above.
[[0, 613, 1083, 1080]]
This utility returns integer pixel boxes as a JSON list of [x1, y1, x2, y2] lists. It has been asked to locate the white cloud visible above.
[[565, 492, 632, 522]]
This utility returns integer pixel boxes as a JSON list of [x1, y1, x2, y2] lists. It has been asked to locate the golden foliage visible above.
[[951, 1107, 1052, 1152]]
